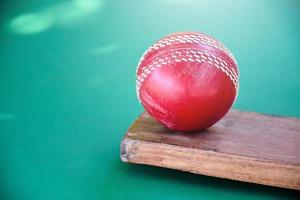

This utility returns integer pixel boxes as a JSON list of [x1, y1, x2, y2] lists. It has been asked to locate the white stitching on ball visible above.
[[136, 33, 238, 79], [139, 47, 238, 88], [136, 48, 239, 102]]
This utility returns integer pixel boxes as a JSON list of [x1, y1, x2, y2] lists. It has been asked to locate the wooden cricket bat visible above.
[[120, 109, 300, 190]]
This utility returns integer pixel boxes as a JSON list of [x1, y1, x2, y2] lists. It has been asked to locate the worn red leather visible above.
[[136, 32, 239, 131]]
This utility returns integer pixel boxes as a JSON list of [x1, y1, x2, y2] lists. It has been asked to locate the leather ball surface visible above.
[[136, 32, 239, 132]]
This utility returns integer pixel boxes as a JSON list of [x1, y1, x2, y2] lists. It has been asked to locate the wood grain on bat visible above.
[[121, 110, 300, 190]]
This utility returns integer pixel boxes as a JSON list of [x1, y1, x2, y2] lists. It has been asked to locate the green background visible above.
[[1, 0, 299, 199]]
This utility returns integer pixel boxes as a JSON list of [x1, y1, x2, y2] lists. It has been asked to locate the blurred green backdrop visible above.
[[0, 0, 299, 199]]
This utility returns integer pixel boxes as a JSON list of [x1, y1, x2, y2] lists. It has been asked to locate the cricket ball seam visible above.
[[136, 48, 239, 102], [152, 35, 237, 66], [139, 47, 238, 82], [136, 33, 238, 74]]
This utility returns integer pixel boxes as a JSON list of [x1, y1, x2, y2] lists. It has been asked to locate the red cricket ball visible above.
[[136, 32, 239, 132]]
